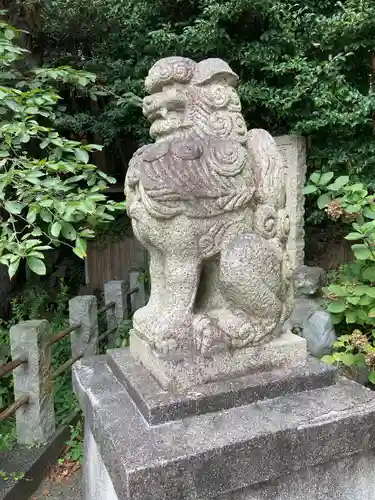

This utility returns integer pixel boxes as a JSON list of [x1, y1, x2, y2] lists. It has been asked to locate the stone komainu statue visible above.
[[125, 57, 293, 355]]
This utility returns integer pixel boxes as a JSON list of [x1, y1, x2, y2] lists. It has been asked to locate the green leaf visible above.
[[351, 244, 372, 260], [369, 308, 375, 318], [321, 355, 334, 365], [318, 172, 334, 186], [317, 193, 332, 209], [353, 284, 372, 296], [327, 176, 349, 191], [27, 206, 38, 224], [340, 353, 357, 367], [368, 371, 375, 385], [345, 204, 361, 213], [76, 236, 87, 253], [359, 295, 374, 306], [345, 232, 363, 241], [51, 221, 62, 237], [345, 310, 358, 323], [79, 229, 95, 238], [363, 266, 375, 281], [363, 206, 375, 220], [27, 257, 46, 276], [25, 239, 42, 249], [61, 222, 76, 241], [327, 285, 347, 296], [366, 288, 375, 298], [73, 247, 86, 259], [41, 209, 53, 222], [74, 149, 90, 164], [8, 258, 20, 279], [5, 201, 25, 215], [310, 172, 321, 184], [303, 184, 318, 195], [346, 296, 360, 305], [327, 301, 347, 313], [5, 29, 15, 40]]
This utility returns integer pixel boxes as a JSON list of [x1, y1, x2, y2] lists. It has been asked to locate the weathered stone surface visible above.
[[84, 425, 118, 500], [69, 295, 98, 358], [104, 280, 127, 346], [104, 280, 128, 323], [129, 271, 147, 313], [293, 265, 327, 297], [130, 331, 307, 391], [220, 454, 375, 499], [283, 265, 336, 358], [73, 356, 375, 500], [125, 57, 295, 388], [10, 320, 55, 445], [275, 135, 307, 271], [108, 348, 336, 424]]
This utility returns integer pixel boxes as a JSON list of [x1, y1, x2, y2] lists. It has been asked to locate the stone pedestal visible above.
[[74, 339, 375, 500]]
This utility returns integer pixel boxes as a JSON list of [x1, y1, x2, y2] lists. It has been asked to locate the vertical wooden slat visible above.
[[86, 237, 148, 291]]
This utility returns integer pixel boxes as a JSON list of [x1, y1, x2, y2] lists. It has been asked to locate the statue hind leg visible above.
[[193, 233, 284, 351]]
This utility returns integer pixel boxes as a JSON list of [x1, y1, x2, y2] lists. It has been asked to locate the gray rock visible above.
[[305, 309, 336, 357], [293, 265, 327, 297], [283, 265, 336, 357]]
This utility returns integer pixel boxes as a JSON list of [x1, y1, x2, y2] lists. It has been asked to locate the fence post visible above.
[[10, 320, 55, 445], [69, 296, 98, 358], [104, 280, 127, 347], [129, 271, 147, 313]]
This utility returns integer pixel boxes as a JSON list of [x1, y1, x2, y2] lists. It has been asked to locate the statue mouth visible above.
[[149, 113, 192, 139], [143, 88, 187, 122]]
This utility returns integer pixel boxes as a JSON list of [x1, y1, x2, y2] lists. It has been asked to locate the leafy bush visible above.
[[36, 0, 375, 185], [305, 171, 375, 383], [0, 20, 125, 279]]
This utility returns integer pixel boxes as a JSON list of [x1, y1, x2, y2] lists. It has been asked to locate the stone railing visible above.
[[0, 273, 147, 446]]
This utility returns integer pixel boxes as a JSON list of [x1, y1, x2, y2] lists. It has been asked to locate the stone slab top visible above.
[[107, 348, 337, 424], [73, 356, 375, 500]]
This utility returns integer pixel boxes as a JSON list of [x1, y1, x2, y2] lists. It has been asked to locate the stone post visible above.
[[275, 135, 307, 270], [69, 296, 98, 358], [129, 271, 147, 314], [10, 320, 55, 445], [104, 280, 128, 346]]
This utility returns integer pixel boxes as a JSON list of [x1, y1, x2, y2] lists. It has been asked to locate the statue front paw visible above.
[[134, 307, 193, 352], [156, 338, 178, 355], [193, 314, 226, 354]]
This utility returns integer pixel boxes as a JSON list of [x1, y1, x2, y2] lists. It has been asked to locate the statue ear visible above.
[[191, 59, 238, 86], [247, 129, 286, 210]]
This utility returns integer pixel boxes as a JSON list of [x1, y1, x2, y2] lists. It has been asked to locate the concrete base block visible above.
[[130, 330, 308, 390], [74, 352, 375, 500]]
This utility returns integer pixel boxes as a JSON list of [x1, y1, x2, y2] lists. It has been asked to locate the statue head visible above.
[[126, 57, 254, 220], [142, 57, 247, 144]]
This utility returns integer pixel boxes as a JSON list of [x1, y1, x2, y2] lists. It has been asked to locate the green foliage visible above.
[[305, 170, 375, 329], [0, 469, 25, 482], [307, 170, 375, 385], [58, 421, 84, 465], [321, 329, 375, 385], [0, 21, 126, 279], [38, 0, 375, 184]]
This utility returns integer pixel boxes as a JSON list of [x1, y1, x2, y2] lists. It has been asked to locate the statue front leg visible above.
[[134, 252, 201, 353], [132, 248, 165, 341]]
